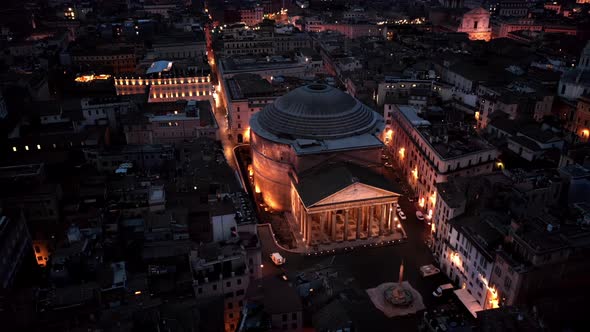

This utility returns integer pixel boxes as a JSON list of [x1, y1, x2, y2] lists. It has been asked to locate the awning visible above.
[[454, 288, 483, 318]]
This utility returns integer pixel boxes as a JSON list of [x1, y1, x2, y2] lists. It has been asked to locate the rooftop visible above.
[[146, 60, 174, 75], [226, 74, 275, 100], [450, 216, 503, 261], [396, 105, 496, 160], [295, 162, 401, 208], [220, 55, 305, 74]]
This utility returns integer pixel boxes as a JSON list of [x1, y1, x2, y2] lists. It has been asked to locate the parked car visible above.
[[396, 205, 402, 213], [416, 211, 425, 221], [433, 283, 454, 297], [384, 162, 393, 168], [270, 252, 286, 266], [398, 211, 406, 220]]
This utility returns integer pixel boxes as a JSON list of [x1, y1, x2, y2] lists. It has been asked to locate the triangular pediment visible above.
[[311, 182, 399, 207]]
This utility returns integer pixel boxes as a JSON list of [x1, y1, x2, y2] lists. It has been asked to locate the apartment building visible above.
[[191, 242, 251, 332], [114, 60, 213, 103], [386, 104, 498, 218]]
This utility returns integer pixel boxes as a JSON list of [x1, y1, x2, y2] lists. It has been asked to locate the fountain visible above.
[[383, 260, 414, 306], [366, 259, 425, 317]]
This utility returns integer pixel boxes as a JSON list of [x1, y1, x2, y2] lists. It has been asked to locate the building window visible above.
[[292, 323, 298, 329], [198, 287, 202, 294], [494, 266, 502, 277], [228, 302, 233, 309], [213, 284, 217, 291], [226, 281, 231, 287], [292, 313, 297, 320], [282, 314, 288, 322], [504, 277, 512, 290], [237, 278, 242, 285], [236, 289, 244, 296]]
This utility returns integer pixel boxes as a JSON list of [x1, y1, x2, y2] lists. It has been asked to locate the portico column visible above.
[[356, 207, 362, 240], [387, 203, 393, 230], [320, 213, 326, 241], [299, 201, 304, 234], [306, 214, 312, 246], [331, 211, 337, 241], [369, 206, 375, 237], [344, 209, 349, 241], [302, 211, 306, 242], [379, 204, 387, 236]]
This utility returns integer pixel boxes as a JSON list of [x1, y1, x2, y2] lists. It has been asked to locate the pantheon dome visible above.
[[250, 84, 385, 211], [254, 84, 382, 140]]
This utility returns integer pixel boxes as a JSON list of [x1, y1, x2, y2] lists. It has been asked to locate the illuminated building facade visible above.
[[114, 60, 213, 103], [239, 5, 264, 26], [457, 8, 492, 41], [385, 104, 498, 219], [249, 84, 386, 212], [291, 164, 401, 247], [442, 215, 501, 315], [222, 74, 279, 144]]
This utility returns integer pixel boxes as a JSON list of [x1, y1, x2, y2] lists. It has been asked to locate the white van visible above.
[[270, 252, 286, 266], [432, 283, 454, 297]]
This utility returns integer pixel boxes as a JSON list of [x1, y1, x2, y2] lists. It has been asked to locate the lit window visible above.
[[12, 147, 17, 152], [25, 145, 29, 151], [37, 144, 41, 150]]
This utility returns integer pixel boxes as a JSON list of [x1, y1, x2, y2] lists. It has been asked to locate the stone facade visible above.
[[457, 8, 492, 41]]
